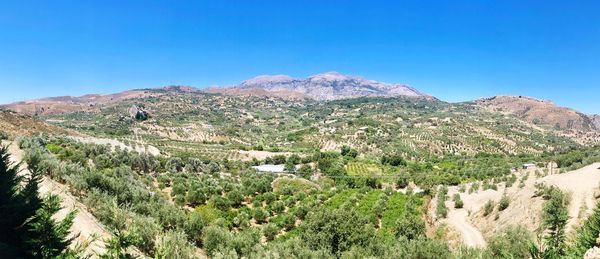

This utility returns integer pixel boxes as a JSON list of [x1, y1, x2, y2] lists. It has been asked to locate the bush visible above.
[[488, 226, 533, 258], [498, 195, 510, 211], [483, 200, 495, 216], [436, 187, 448, 218], [184, 211, 206, 245], [295, 205, 309, 220], [301, 208, 376, 256], [154, 230, 196, 259], [281, 214, 296, 231], [395, 213, 426, 240], [253, 208, 268, 224], [0, 131, 8, 140], [453, 194, 464, 209], [270, 201, 285, 214], [263, 223, 279, 241], [202, 226, 231, 257], [227, 190, 244, 208]]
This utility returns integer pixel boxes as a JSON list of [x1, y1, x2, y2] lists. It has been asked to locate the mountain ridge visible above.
[[208, 72, 435, 101]]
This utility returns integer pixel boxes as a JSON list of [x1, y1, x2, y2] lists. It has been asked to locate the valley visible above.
[[1, 73, 600, 258]]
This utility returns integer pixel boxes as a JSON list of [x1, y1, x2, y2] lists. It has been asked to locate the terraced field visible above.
[[346, 161, 383, 176]]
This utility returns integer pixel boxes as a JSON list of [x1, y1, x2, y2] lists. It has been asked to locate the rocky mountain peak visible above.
[[229, 72, 433, 101]]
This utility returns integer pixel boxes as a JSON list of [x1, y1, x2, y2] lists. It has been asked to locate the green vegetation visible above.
[[483, 200, 495, 217], [498, 195, 510, 211], [0, 145, 78, 258], [0, 131, 8, 140], [14, 135, 435, 257], [435, 186, 448, 218], [530, 186, 570, 258], [453, 193, 464, 209], [8, 89, 600, 258]]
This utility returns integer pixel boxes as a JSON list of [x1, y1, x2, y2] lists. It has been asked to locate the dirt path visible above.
[[443, 188, 502, 248], [443, 163, 600, 248], [70, 136, 160, 156], [5, 141, 111, 257], [447, 209, 486, 247]]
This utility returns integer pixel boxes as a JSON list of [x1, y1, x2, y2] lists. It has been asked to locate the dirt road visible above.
[[447, 209, 486, 247], [444, 163, 600, 248]]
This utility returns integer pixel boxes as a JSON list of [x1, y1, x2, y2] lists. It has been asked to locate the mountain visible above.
[[474, 96, 598, 132], [207, 72, 434, 101], [0, 87, 196, 116]]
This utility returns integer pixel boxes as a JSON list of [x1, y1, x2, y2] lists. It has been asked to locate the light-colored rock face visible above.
[[592, 115, 600, 131], [236, 72, 433, 101]]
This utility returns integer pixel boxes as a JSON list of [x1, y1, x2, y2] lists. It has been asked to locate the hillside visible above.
[[475, 96, 597, 132], [207, 72, 434, 101], [0, 109, 75, 137], [10, 88, 594, 160], [0, 89, 161, 116]]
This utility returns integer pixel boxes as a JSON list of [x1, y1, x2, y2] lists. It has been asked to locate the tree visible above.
[[340, 146, 358, 158], [381, 154, 406, 167], [0, 145, 77, 258], [298, 165, 313, 179], [488, 226, 532, 259], [184, 211, 206, 245], [253, 208, 268, 224], [301, 208, 375, 256], [287, 154, 301, 165], [202, 226, 231, 257], [534, 188, 569, 258], [154, 231, 196, 259], [210, 195, 231, 211], [281, 214, 296, 231], [568, 200, 600, 257], [102, 230, 136, 259], [396, 172, 410, 189], [23, 194, 76, 258], [227, 190, 244, 208], [395, 213, 426, 240], [263, 223, 279, 241]]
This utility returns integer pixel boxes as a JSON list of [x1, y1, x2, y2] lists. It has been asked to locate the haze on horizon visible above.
[[1, 1, 599, 113]]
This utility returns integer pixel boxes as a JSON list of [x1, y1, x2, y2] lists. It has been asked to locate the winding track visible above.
[[447, 209, 486, 247]]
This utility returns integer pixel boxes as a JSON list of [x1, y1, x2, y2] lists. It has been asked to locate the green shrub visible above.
[[498, 195, 510, 211], [487, 226, 533, 258], [263, 223, 279, 241], [483, 200, 495, 216], [154, 230, 196, 259], [453, 194, 464, 209]]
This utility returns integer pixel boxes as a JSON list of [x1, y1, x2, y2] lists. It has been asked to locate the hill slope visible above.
[[0, 109, 74, 136], [16, 88, 593, 160], [475, 96, 597, 132]]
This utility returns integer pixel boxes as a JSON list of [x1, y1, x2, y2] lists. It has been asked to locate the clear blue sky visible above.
[[1, 1, 599, 113]]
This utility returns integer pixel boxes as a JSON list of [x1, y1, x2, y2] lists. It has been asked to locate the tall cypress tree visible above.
[[0, 145, 25, 256], [0, 144, 76, 258]]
